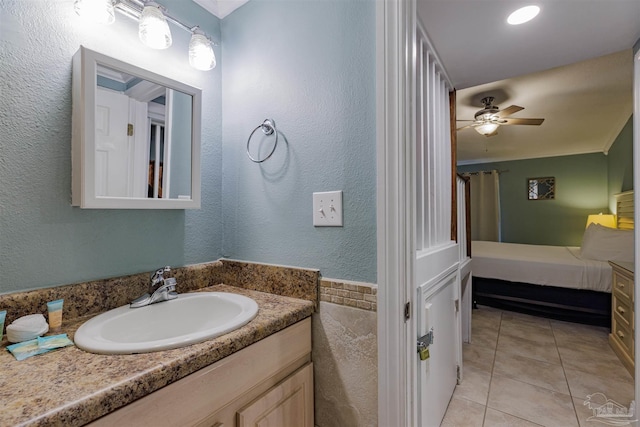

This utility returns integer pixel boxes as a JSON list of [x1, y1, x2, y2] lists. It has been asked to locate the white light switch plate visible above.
[[313, 191, 343, 227]]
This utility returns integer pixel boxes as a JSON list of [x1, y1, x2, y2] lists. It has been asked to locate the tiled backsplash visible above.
[[314, 280, 378, 426], [0, 258, 379, 328], [219, 259, 319, 304], [320, 278, 377, 311], [0, 259, 320, 325]]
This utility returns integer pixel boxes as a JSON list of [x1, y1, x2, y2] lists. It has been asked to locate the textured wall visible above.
[[0, 0, 223, 293], [459, 119, 634, 246], [220, 0, 377, 283], [607, 115, 634, 211], [458, 153, 610, 246], [0, 0, 378, 292], [313, 301, 378, 427]]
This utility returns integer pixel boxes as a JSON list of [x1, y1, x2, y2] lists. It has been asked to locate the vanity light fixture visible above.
[[507, 5, 540, 25], [189, 28, 216, 71], [138, 2, 172, 49], [73, 0, 218, 71], [74, 0, 115, 25]]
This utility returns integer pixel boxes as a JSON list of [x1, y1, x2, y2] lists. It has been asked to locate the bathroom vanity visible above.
[[0, 283, 315, 426], [90, 318, 313, 426]]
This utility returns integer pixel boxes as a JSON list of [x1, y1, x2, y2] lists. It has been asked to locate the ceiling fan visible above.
[[457, 96, 544, 137]]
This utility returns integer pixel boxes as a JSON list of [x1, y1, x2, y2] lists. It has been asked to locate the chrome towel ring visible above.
[[246, 119, 278, 163]]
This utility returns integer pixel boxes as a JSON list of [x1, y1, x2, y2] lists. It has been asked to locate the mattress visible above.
[[471, 241, 612, 293]]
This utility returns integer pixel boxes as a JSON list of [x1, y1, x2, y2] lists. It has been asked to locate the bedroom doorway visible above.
[[450, 41, 640, 427], [378, 2, 639, 425]]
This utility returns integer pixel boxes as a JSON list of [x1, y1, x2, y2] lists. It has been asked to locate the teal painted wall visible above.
[[0, 0, 223, 294], [458, 154, 610, 246], [458, 116, 634, 247], [0, 0, 377, 294], [220, 0, 377, 283], [169, 90, 193, 199], [607, 116, 634, 211]]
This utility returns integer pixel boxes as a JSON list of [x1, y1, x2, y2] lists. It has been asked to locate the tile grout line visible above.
[[542, 317, 581, 427], [463, 310, 629, 427], [481, 309, 502, 427], [550, 321, 583, 426], [486, 312, 577, 426]]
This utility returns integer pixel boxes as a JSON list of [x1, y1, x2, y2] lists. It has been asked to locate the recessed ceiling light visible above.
[[507, 5, 540, 25]]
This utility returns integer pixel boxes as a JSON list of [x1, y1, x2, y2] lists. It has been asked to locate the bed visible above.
[[472, 191, 634, 327]]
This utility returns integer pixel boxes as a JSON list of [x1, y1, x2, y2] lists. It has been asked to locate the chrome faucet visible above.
[[130, 266, 178, 308]]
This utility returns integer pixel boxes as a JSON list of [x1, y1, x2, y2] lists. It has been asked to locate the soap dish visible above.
[[6, 314, 49, 343]]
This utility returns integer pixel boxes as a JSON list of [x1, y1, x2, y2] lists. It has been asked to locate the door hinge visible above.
[[127, 123, 134, 136], [457, 365, 461, 383], [404, 302, 411, 321], [454, 299, 459, 312]]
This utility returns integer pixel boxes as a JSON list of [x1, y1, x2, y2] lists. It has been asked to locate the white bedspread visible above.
[[471, 241, 612, 293]]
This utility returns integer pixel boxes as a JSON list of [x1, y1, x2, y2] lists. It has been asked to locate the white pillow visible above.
[[581, 223, 634, 263]]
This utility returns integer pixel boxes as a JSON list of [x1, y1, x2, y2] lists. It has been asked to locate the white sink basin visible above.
[[74, 292, 259, 354]]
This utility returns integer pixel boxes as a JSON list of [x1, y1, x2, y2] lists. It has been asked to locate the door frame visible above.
[[376, 0, 415, 425], [377, 0, 461, 423], [633, 40, 639, 409], [378, 8, 640, 425]]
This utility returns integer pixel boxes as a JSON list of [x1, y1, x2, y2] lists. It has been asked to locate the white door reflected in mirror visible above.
[[95, 88, 130, 197], [95, 64, 193, 201]]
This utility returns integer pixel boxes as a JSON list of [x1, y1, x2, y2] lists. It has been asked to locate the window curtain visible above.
[[467, 170, 500, 241]]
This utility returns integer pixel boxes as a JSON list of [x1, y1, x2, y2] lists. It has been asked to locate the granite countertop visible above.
[[0, 284, 315, 427]]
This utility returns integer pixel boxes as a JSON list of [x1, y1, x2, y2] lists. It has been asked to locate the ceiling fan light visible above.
[[475, 122, 499, 136], [507, 5, 540, 25]]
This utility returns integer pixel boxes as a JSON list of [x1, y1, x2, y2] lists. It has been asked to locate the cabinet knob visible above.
[[618, 330, 625, 339], [617, 306, 626, 315]]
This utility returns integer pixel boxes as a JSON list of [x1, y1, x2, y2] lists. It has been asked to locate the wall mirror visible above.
[[72, 46, 201, 209], [528, 177, 555, 200]]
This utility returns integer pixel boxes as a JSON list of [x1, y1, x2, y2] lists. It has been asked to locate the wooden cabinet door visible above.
[[237, 363, 313, 427]]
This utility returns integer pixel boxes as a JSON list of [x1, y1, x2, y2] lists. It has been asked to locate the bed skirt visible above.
[[473, 276, 611, 327]]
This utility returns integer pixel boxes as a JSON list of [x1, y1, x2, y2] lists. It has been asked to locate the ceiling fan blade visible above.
[[502, 118, 545, 126], [495, 105, 524, 118], [456, 124, 474, 131]]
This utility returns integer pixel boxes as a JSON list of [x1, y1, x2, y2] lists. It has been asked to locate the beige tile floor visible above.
[[441, 306, 635, 427]]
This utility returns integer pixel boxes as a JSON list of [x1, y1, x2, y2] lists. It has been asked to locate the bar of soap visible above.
[[6, 314, 49, 343]]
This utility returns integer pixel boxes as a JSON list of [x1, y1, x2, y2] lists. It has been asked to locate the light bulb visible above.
[[74, 0, 115, 25], [474, 122, 499, 136], [507, 5, 540, 25], [139, 2, 172, 50], [189, 29, 216, 71]]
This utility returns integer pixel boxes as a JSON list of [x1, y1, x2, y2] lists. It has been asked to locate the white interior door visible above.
[[413, 19, 460, 427], [417, 269, 459, 426], [376, 2, 460, 425], [458, 176, 473, 345], [95, 88, 130, 197]]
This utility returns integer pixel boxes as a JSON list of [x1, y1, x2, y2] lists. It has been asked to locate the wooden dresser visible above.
[[609, 261, 635, 376]]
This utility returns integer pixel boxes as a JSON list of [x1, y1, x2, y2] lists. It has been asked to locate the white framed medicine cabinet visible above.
[[72, 46, 202, 209]]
